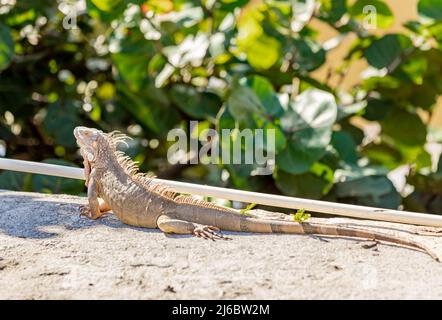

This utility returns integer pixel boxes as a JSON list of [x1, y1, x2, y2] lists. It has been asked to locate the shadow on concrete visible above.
[[0, 190, 161, 239]]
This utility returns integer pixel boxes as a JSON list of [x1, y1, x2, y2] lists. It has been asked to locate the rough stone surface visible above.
[[1, 189, 442, 299]]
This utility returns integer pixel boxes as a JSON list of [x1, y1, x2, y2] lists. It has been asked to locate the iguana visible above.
[[74, 126, 441, 261]]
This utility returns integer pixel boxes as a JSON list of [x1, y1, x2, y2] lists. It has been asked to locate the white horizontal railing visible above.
[[1, 157, 442, 227]]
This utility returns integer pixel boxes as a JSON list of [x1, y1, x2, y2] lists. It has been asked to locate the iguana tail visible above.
[[234, 216, 441, 261], [174, 203, 441, 261]]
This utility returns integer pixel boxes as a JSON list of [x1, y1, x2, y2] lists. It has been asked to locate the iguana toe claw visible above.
[[79, 205, 90, 217], [193, 226, 231, 241]]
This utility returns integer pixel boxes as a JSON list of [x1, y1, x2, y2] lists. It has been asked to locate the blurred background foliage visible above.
[[1, 0, 442, 213]]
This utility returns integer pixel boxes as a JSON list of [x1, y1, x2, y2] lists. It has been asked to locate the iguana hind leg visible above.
[[157, 215, 230, 241], [98, 198, 111, 213]]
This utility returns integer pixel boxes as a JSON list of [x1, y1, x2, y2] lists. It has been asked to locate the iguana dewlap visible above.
[[74, 126, 441, 261]]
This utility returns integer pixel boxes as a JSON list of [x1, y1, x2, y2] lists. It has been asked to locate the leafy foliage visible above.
[[1, 0, 442, 213]]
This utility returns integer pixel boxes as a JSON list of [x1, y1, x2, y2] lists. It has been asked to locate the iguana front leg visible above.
[[80, 148, 91, 187], [80, 169, 108, 220], [157, 215, 230, 240]]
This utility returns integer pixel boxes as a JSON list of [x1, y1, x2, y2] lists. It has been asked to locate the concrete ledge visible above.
[[1, 189, 442, 299]]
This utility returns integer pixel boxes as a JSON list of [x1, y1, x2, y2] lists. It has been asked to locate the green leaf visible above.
[[216, 105, 236, 131], [335, 176, 401, 209], [245, 76, 284, 117], [400, 55, 428, 85], [111, 30, 155, 90], [246, 34, 281, 70], [290, 208, 311, 222], [274, 169, 332, 199], [236, 5, 281, 70], [381, 109, 427, 146], [335, 165, 389, 181], [277, 89, 337, 174], [353, 189, 401, 209], [335, 175, 393, 198], [363, 98, 393, 121], [117, 84, 179, 135], [364, 34, 404, 69], [226, 163, 265, 191], [0, 23, 14, 71], [227, 78, 267, 122], [361, 142, 403, 169], [44, 101, 80, 148], [319, 0, 347, 23], [331, 131, 358, 164], [418, 0, 442, 21], [333, 166, 400, 209], [262, 122, 287, 153], [292, 39, 326, 72], [350, 0, 394, 29], [170, 85, 221, 119]]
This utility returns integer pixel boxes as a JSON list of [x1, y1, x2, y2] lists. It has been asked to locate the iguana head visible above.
[[74, 126, 129, 165], [74, 126, 109, 163]]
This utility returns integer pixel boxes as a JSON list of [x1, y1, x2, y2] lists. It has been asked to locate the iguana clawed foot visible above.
[[79, 205, 103, 220], [193, 225, 231, 241]]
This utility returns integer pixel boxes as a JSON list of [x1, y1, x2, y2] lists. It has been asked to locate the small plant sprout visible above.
[[239, 203, 257, 216], [291, 209, 311, 222]]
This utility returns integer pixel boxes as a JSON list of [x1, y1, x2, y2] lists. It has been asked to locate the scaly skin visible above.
[[74, 126, 441, 261]]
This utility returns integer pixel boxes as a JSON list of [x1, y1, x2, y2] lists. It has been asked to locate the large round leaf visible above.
[[331, 131, 358, 164], [334, 175, 401, 209], [381, 109, 427, 146], [319, 0, 347, 23], [364, 34, 408, 69], [277, 89, 337, 174], [171, 85, 221, 119], [350, 0, 394, 29], [227, 78, 267, 122], [418, 0, 442, 21], [292, 39, 326, 72], [246, 34, 281, 70], [363, 98, 393, 121], [236, 4, 281, 70], [245, 76, 284, 117], [335, 175, 393, 198]]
